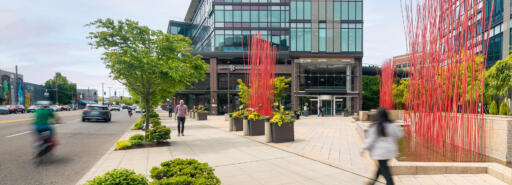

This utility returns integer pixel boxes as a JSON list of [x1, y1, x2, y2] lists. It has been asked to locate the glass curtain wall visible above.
[[291, 23, 362, 52]]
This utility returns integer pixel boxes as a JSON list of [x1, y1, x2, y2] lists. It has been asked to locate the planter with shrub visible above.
[[150, 158, 220, 185], [196, 105, 208, 120], [231, 111, 243, 131], [270, 111, 295, 143], [247, 112, 264, 136], [85, 169, 148, 185]]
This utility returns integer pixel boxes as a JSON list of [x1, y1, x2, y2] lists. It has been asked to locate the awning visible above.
[[79, 100, 97, 104]]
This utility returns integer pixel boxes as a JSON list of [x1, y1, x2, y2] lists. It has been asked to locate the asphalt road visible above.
[[0, 110, 139, 185]]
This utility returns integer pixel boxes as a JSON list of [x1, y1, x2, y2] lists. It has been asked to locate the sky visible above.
[[0, 0, 406, 96]]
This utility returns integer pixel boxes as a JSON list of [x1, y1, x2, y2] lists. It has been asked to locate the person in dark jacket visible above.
[[168, 105, 173, 117]]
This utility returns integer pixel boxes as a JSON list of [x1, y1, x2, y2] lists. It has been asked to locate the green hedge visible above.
[[129, 134, 145, 146], [150, 118, 161, 127], [500, 101, 510, 115], [147, 125, 171, 143], [150, 158, 220, 185], [490, 101, 498, 115], [86, 169, 148, 185], [115, 140, 132, 150], [132, 118, 144, 130]]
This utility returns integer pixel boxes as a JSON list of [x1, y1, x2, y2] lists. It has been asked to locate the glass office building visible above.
[[168, 0, 363, 116]]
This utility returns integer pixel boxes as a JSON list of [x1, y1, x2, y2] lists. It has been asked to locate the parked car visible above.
[[0, 106, 9, 114], [110, 105, 121, 111], [122, 105, 130, 110], [7, 105, 18, 114], [50, 105, 61, 112], [15, 105, 26, 113], [82, 104, 111, 122], [61, 105, 71, 111], [135, 107, 144, 113], [26, 105, 39, 113]]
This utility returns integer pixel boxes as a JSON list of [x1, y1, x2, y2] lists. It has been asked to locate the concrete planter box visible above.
[[197, 112, 207, 120], [271, 122, 294, 143], [232, 117, 243, 131], [248, 119, 265, 136]]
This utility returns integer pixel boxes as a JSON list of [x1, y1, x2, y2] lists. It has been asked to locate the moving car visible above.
[[135, 107, 144, 113], [50, 105, 61, 112], [26, 105, 39, 113], [82, 104, 111, 122], [110, 105, 121, 111], [0, 106, 9, 114]]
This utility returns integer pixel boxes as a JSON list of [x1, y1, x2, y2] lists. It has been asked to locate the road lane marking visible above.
[[0, 113, 82, 124], [6, 131, 32, 138]]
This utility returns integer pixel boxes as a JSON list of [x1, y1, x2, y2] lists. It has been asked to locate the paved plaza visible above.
[[77, 111, 509, 185]]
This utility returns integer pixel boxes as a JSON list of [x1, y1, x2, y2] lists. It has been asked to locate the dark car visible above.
[[16, 105, 26, 113], [82, 104, 111, 122], [7, 105, 17, 114]]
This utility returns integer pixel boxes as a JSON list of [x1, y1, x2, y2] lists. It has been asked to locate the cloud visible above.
[[0, 10, 57, 44]]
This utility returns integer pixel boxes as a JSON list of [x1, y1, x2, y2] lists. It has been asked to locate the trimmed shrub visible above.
[[147, 125, 171, 143], [150, 118, 161, 127], [499, 101, 510, 115], [115, 140, 132, 150], [132, 118, 144, 130], [150, 158, 220, 185], [129, 134, 145, 146], [489, 101, 498, 115], [86, 169, 148, 185]]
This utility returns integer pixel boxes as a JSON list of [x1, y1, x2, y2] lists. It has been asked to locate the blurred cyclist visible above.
[[33, 101, 61, 139]]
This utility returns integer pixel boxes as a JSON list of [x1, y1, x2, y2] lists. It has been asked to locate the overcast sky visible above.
[[0, 0, 405, 96]]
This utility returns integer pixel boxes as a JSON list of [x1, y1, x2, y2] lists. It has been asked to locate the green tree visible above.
[[392, 79, 408, 110], [87, 19, 208, 137], [273, 76, 292, 108], [489, 101, 498, 115], [237, 79, 249, 109], [485, 55, 512, 103], [44, 72, 77, 105], [362, 75, 380, 110], [499, 101, 510, 115]]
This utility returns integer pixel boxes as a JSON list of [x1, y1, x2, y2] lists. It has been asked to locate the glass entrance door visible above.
[[320, 100, 332, 116]]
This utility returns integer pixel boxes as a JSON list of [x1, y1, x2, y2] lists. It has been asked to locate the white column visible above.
[[347, 97, 352, 112], [503, 0, 510, 58], [346, 65, 352, 92]]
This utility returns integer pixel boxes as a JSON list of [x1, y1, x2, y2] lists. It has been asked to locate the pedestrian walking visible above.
[[360, 107, 403, 185], [319, 107, 324, 117], [175, 100, 188, 136], [168, 105, 173, 117], [303, 105, 308, 116]]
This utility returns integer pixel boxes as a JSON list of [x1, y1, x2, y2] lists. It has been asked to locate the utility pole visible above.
[[227, 68, 231, 113], [14, 65, 18, 105], [108, 87, 112, 104], [55, 73, 59, 105], [102, 82, 104, 105]]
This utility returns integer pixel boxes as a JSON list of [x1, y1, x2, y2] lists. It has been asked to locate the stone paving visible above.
[[77, 112, 508, 185]]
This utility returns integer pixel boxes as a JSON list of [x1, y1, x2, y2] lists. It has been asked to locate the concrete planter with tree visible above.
[[247, 112, 265, 136]]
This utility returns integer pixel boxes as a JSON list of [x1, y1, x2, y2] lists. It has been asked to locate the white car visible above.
[[135, 107, 143, 113], [110, 105, 121, 111]]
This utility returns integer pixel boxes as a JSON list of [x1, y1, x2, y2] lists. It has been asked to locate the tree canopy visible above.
[[44, 72, 77, 105], [87, 19, 208, 132], [273, 76, 291, 108], [484, 54, 512, 103], [362, 75, 380, 110]]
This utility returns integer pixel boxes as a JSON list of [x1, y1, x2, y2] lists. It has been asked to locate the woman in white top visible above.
[[361, 107, 403, 185]]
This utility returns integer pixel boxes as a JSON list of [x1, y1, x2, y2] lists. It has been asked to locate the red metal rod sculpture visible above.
[[246, 34, 276, 117], [401, 0, 494, 157], [380, 59, 395, 110]]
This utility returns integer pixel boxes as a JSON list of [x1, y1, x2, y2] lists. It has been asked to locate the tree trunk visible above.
[[144, 95, 151, 141]]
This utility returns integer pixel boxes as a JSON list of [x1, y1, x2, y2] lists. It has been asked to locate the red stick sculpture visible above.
[[401, 0, 494, 157], [380, 59, 395, 110], [246, 34, 276, 117]]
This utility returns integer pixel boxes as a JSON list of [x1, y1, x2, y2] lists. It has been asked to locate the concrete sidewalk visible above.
[[76, 113, 374, 185]]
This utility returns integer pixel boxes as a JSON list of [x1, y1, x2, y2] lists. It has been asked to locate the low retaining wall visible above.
[[359, 110, 404, 122], [484, 115, 512, 162]]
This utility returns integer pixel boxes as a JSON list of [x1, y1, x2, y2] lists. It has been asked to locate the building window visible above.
[[319, 29, 326, 52], [341, 1, 349, 20], [334, 1, 341, 20], [304, 0, 311, 20], [215, 10, 224, 22], [233, 11, 242, 22], [291, 0, 296, 20], [297, 0, 304, 20], [242, 11, 250, 22], [305, 28, 311, 51], [225, 10, 233, 22]]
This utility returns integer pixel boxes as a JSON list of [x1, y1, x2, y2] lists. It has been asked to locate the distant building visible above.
[[393, 54, 410, 70], [0, 69, 23, 105], [77, 89, 98, 106], [23, 82, 49, 107]]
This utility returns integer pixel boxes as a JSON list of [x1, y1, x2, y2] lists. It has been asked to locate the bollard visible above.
[[228, 113, 234, 131], [264, 116, 272, 142], [243, 115, 249, 136]]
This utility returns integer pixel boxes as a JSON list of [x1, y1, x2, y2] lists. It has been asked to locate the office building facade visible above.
[[169, 0, 363, 116]]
